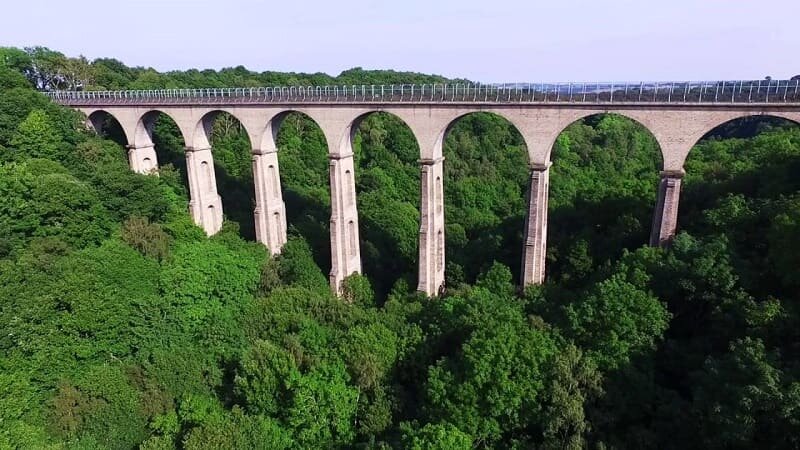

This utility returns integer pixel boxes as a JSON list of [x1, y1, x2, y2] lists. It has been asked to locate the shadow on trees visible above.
[[214, 163, 256, 241], [446, 214, 526, 286], [547, 195, 655, 287], [358, 213, 418, 301], [283, 188, 332, 276], [679, 153, 800, 299]]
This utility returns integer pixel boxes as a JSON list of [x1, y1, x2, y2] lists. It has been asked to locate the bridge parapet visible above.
[[47, 80, 800, 106]]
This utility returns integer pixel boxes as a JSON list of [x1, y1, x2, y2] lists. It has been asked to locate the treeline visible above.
[[1, 47, 800, 449], [0, 47, 458, 91]]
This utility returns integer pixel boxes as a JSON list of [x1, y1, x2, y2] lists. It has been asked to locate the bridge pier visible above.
[[417, 157, 446, 296], [127, 144, 158, 174], [650, 170, 684, 247], [252, 148, 287, 255], [185, 146, 223, 236], [329, 152, 361, 293], [521, 163, 551, 287]]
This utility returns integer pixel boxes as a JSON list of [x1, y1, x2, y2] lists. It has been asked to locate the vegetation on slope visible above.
[[1, 47, 799, 449]]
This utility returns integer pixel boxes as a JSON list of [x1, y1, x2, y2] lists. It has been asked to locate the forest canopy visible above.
[[1, 47, 800, 449]]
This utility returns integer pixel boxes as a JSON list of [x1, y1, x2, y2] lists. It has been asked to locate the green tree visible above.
[[564, 272, 670, 371], [9, 109, 61, 160], [402, 423, 473, 449]]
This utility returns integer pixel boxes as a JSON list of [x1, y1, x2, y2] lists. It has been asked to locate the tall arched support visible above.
[[328, 152, 362, 293], [649, 170, 684, 247], [185, 146, 223, 235], [417, 157, 446, 296], [252, 148, 287, 255], [127, 144, 159, 174], [521, 162, 551, 286]]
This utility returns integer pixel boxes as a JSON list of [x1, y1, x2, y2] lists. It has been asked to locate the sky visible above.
[[1, 0, 798, 82]]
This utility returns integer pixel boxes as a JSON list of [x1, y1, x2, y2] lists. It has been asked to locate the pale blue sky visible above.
[[2, 0, 797, 82]]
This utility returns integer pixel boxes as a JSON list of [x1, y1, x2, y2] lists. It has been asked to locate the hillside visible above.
[[1, 46, 800, 449]]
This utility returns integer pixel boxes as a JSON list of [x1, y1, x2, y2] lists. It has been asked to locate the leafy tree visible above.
[[564, 272, 670, 371], [121, 215, 172, 260], [9, 109, 61, 160], [402, 423, 473, 449]]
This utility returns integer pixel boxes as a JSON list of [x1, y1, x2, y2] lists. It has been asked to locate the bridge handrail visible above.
[[44, 80, 800, 104]]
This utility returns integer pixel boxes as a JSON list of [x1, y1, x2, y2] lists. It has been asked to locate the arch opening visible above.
[[273, 111, 332, 276], [349, 111, 422, 300], [195, 110, 256, 240], [679, 115, 800, 298], [137, 110, 188, 195], [547, 113, 663, 287], [87, 110, 128, 154], [441, 111, 530, 286]]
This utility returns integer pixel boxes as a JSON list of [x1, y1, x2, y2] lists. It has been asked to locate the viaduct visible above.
[[48, 81, 800, 296]]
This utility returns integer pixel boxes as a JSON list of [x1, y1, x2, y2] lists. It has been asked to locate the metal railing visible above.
[[46, 80, 800, 105]]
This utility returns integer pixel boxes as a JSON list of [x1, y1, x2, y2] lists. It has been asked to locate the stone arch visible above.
[[134, 110, 188, 149], [340, 110, 423, 157], [126, 110, 188, 176], [544, 110, 667, 168], [86, 110, 129, 146], [263, 110, 332, 272], [546, 112, 667, 281], [436, 111, 530, 284], [341, 110, 424, 297], [675, 112, 800, 252], [432, 111, 487, 161], [680, 113, 800, 214], [192, 109, 254, 151], [682, 112, 800, 167], [193, 110, 260, 240], [259, 110, 306, 153]]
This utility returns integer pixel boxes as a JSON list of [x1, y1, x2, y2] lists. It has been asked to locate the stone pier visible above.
[[650, 170, 684, 246], [252, 148, 287, 255], [521, 163, 551, 286], [185, 146, 223, 235], [417, 157, 446, 296], [127, 144, 158, 174], [329, 152, 362, 292]]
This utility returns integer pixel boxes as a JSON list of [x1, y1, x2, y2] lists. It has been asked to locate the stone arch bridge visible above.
[[48, 81, 800, 296]]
